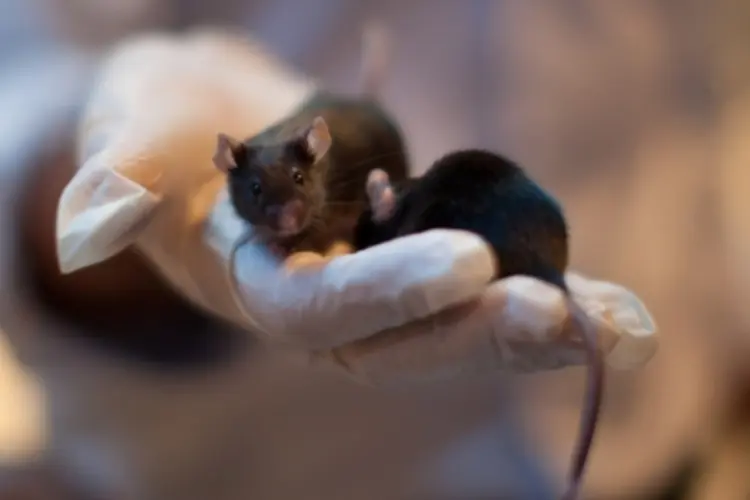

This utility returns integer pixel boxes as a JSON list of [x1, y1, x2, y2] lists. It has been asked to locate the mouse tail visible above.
[[529, 265, 604, 500], [561, 294, 605, 500], [358, 20, 390, 98]]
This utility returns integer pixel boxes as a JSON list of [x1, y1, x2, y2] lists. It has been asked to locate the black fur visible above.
[[355, 149, 569, 288]]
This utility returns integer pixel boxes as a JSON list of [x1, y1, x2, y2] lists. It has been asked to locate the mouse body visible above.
[[355, 149, 604, 500], [356, 150, 570, 286], [213, 24, 409, 254]]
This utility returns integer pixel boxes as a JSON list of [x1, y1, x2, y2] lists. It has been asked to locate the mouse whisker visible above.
[[325, 151, 408, 190], [349, 150, 406, 169], [322, 202, 365, 208]]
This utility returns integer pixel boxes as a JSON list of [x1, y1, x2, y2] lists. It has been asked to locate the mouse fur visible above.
[[217, 93, 410, 254], [214, 22, 409, 254], [355, 149, 569, 287]]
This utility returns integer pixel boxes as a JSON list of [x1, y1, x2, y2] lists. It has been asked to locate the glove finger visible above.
[[229, 228, 495, 350], [316, 275, 643, 386]]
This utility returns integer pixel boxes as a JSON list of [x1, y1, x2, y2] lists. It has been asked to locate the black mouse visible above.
[[354, 149, 604, 500]]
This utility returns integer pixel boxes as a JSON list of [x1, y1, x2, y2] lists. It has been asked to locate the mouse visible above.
[[354, 149, 604, 500], [212, 22, 409, 255]]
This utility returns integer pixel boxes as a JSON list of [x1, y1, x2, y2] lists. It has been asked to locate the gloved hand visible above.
[[56, 28, 658, 385]]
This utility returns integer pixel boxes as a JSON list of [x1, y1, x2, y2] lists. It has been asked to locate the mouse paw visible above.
[[366, 169, 395, 222]]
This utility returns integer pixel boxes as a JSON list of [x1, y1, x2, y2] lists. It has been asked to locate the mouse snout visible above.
[[266, 199, 306, 235]]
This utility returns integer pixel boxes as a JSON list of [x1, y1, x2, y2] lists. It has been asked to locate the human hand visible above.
[[56, 29, 657, 385]]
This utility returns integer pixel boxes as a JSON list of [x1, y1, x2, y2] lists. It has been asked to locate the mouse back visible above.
[[359, 149, 569, 283]]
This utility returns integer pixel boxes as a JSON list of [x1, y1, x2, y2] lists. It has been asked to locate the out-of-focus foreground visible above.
[[1, 1, 750, 499]]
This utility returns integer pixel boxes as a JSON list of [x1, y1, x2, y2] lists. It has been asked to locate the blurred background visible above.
[[1, 0, 749, 498]]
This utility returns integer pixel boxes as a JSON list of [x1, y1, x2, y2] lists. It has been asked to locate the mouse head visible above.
[[214, 117, 332, 239]]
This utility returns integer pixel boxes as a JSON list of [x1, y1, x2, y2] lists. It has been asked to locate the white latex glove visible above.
[[56, 28, 658, 385]]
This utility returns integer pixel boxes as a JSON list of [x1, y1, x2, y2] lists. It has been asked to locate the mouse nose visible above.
[[267, 200, 305, 234]]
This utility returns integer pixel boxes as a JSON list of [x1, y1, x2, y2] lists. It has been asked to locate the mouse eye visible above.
[[292, 171, 304, 185], [251, 182, 262, 196]]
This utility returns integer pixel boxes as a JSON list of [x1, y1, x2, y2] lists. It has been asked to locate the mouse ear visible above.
[[304, 116, 332, 163], [213, 133, 244, 173]]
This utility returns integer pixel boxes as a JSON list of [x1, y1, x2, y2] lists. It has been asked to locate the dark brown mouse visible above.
[[354, 149, 604, 500], [213, 23, 409, 254]]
